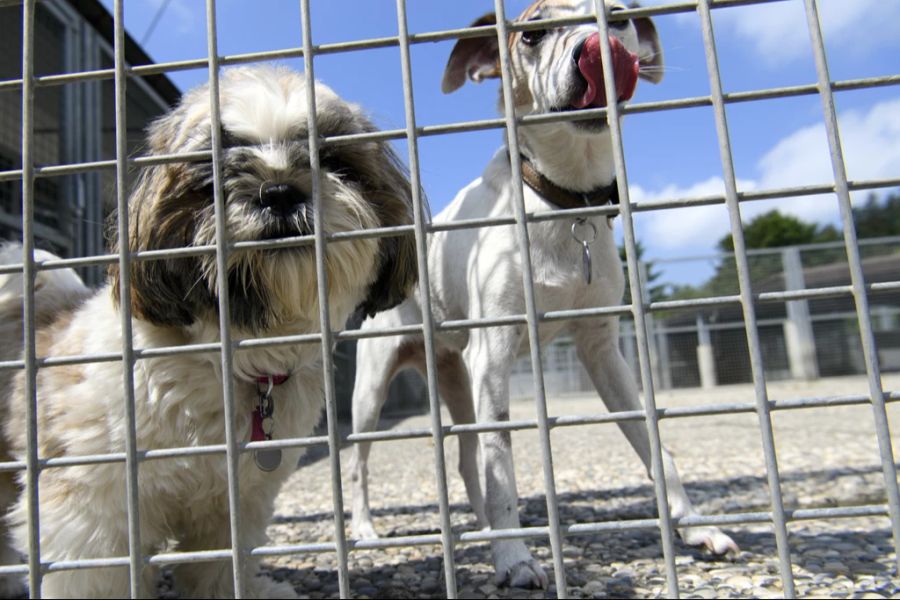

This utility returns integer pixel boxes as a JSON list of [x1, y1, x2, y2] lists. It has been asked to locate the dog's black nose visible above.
[[259, 182, 306, 215], [572, 38, 587, 64]]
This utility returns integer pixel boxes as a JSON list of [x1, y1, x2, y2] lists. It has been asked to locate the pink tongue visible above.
[[573, 33, 639, 109]]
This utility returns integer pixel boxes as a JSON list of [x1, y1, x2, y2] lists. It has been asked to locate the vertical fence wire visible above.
[[202, 0, 246, 596], [111, 1, 144, 596], [695, 2, 796, 595], [590, 2, 680, 596], [393, 1, 460, 596], [8, 0, 899, 593], [298, 1, 352, 596], [491, 1, 568, 595], [801, 0, 900, 573], [19, 0, 42, 596]]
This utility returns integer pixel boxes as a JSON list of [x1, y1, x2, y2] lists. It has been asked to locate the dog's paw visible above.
[[496, 559, 549, 589], [680, 525, 740, 557], [351, 519, 380, 540]]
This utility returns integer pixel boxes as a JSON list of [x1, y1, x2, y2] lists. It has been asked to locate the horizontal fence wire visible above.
[[4, 81, 900, 180], [0, 386, 896, 474], [0, 503, 891, 577], [2, 280, 897, 371], [4, 0, 898, 596]]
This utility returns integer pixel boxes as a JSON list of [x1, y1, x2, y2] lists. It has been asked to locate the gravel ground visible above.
[[264, 374, 900, 598]]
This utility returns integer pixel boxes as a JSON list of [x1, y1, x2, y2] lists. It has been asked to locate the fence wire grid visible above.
[[0, 0, 899, 598]]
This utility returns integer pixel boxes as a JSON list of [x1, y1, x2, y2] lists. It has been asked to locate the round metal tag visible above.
[[255, 448, 282, 472]]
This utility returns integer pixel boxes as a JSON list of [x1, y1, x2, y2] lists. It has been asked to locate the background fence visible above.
[[1, 0, 899, 598], [510, 236, 900, 397]]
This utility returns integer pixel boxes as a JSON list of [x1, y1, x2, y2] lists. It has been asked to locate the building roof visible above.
[[68, 0, 181, 106]]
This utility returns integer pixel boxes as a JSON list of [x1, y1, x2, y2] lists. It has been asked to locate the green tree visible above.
[[854, 192, 900, 239], [618, 240, 667, 303], [704, 209, 843, 293], [638, 190, 900, 304], [716, 209, 840, 252]]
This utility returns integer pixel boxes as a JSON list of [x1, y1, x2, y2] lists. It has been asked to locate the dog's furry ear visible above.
[[108, 132, 214, 328], [355, 143, 419, 318], [108, 166, 213, 327], [442, 13, 501, 94], [632, 8, 664, 84]]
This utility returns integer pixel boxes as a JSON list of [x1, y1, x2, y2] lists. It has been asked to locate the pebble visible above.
[[251, 375, 900, 599]]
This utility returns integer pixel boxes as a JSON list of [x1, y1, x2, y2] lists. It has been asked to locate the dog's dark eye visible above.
[[320, 153, 361, 183], [521, 28, 548, 46], [608, 7, 629, 30]]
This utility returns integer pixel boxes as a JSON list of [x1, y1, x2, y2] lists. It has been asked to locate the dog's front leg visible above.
[[173, 485, 297, 599], [572, 319, 739, 556], [466, 326, 549, 589]]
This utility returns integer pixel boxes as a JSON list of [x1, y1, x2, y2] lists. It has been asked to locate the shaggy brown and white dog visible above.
[[0, 65, 416, 598]]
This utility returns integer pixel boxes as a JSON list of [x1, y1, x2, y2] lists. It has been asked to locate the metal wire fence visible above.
[[0, 0, 898, 598], [509, 237, 900, 396]]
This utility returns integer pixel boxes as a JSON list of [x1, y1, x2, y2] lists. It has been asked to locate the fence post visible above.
[[639, 260, 666, 389], [782, 247, 819, 380], [696, 314, 717, 389], [621, 319, 638, 383], [657, 327, 672, 391]]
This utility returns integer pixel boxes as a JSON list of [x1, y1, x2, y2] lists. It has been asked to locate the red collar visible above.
[[251, 374, 290, 442], [255, 374, 290, 386]]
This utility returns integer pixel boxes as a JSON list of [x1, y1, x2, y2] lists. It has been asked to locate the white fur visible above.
[[350, 0, 737, 589], [0, 67, 414, 599]]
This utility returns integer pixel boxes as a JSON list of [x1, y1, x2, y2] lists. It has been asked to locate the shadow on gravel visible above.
[[260, 527, 895, 599], [278, 462, 891, 525]]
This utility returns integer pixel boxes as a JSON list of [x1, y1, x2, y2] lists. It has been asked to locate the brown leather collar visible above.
[[517, 154, 620, 212]]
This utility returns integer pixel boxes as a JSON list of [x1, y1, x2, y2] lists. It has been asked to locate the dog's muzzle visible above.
[[570, 32, 639, 109], [259, 181, 307, 217]]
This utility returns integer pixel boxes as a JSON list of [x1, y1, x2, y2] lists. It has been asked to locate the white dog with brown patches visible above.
[[0, 66, 417, 598], [350, 0, 738, 588]]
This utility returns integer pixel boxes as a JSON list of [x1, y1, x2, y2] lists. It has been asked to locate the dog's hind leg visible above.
[[437, 350, 487, 529], [572, 319, 739, 555], [349, 333, 414, 540]]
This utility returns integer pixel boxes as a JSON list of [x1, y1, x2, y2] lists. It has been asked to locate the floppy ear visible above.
[[634, 14, 664, 84], [355, 143, 419, 318], [441, 13, 501, 94], [108, 104, 216, 328], [108, 161, 215, 328]]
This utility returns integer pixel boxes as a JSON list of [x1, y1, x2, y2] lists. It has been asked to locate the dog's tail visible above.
[[0, 244, 90, 385]]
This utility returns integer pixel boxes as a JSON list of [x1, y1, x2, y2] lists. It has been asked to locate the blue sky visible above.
[[102, 0, 900, 286]]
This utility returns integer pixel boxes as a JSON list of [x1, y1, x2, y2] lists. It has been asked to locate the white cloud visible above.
[[634, 98, 900, 255], [630, 176, 756, 251], [665, 0, 900, 66]]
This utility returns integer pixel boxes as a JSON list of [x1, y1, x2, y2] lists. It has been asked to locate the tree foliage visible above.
[[716, 209, 840, 253], [618, 240, 667, 303], [659, 190, 900, 302], [854, 192, 900, 239]]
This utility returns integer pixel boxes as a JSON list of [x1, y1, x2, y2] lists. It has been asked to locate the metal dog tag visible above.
[[571, 218, 597, 285], [581, 241, 592, 285], [253, 376, 282, 471], [255, 448, 282, 472]]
